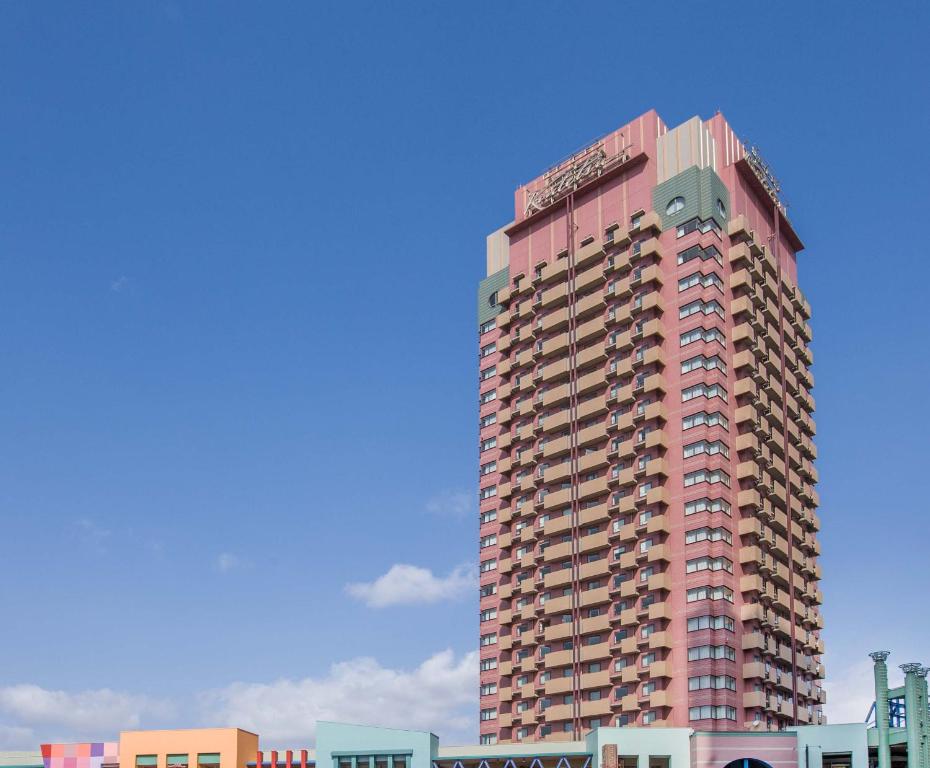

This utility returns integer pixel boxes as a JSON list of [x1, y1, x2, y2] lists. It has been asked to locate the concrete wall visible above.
[[790, 725, 868, 768], [585, 727, 692, 768], [314, 723, 437, 768], [118, 729, 258, 768]]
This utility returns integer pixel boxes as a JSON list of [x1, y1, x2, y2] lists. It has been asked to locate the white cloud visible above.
[[110, 276, 130, 292], [824, 656, 904, 724], [0, 685, 171, 749], [216, 553, 241, 573], [424, 490, 472, 518], [75, 518, 112, 552], [345, 564, 475, 608], [0, 650, 476, 749], [200, 649, 477, 744]]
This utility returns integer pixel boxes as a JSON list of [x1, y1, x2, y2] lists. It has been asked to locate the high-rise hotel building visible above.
[[476, 111, 824, 743]]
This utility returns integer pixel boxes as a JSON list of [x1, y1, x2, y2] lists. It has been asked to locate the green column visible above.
[[902, 663, 923, 768], [871, 652, 892, 768], [918, 668, 929, 768]]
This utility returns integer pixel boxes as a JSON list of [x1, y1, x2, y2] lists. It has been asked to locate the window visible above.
[[479, 389, 496, 405], [684, 497, 731, 516], [687, 585, 734, 603], [137, 758, 157, 768], [167, 757, 188, 768], [480, 583, 497, 598], [716, 199, 727, 218], [683, 439, 729, 459], [666, 196, 685, 215], [480, 735, 497, 745], [480, 632, 498, 646], [680, 326, 726, 348], [480, 707, 498, 721], [678, 271, 724, 293], [687, 614, 735, 632], [686, 555, 734, 574], [480, 319, 496, 334], [642, 710, 658, 724], [642, 652, 656, 667], [480, 437, 497, 452], [678, 243, 723, 265], [479, 486, 497, 499], [676, 218, 721, 239], [480, 342, 496, 358], [689, 705, 737, 721], [480, 510, 497, 524], [685, 526, 733, 545], [480, 413, 497, 427], [680, 299, 725, 320], [480, 460, 497, 476], [688, 644, 736, 661], [480, 657, 498, 671], [682, 411, 729, 430], [684, 468, 731, 487], [480, 365, 496, 381], [681, 354, 726, 374], [682, 382, 728, 403], [479, 559, 497, 573], [480, 534, 497, 548], [631, 213, 643, 229], [197, 757, 220, 768], [480, 608, 497, 622]]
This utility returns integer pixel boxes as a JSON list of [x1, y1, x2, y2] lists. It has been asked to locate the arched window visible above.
[[488, 290, 498, 307], [666, 196, 685, 215], [717, 198, 727, 218]]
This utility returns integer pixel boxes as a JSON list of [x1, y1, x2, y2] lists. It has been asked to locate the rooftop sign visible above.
[[745, 145, 787, 215], [524, 144, 630, 216]]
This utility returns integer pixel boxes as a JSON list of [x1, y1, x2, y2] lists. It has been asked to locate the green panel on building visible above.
[[652, 166, 730, 232], [477, 267, 508, 326]]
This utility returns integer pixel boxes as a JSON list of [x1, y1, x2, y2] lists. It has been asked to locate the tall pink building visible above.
[[476, 111, 823, 744]]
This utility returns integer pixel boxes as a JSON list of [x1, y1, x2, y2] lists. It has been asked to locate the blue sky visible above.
[[1, 0, 929, 749]]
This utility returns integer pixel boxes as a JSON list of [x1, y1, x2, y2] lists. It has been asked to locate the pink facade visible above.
[[477, 110, 822, 743]]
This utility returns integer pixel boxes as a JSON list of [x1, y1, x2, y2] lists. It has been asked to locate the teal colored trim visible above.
[[330, 753, 412, 758], [652, 166, 730, 233], [197, 756, 220, 766], [477, 267, 508, 326], [137, 758, 158, 767]]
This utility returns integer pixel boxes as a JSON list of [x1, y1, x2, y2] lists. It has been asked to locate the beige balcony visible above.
[[542, 461, 571, 485], [542, 333, 569, 358], [543, 435, 571, 459], [577, 370, 606, 395], [579, 586, 610, 608], [542, 383, 571, 408], [576, 344, 606, 367], [545, 675, 574, 695], [580, 699, 611, 718], [541, 259, 569, 284], [545, 703, 573, 721], [542, 306, 570, 333], [576, 316, 604, 344], [620, 693, 641, 712], [576, 265, 606, 292], [541, 282, 569, 309], [544, 649, 573, 668], [576, 240, 606, 269], [743, 691, 766, 709], [648, 631, 671, 650], [576, 291, 607, 318], [646, 573, 671, 592]]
